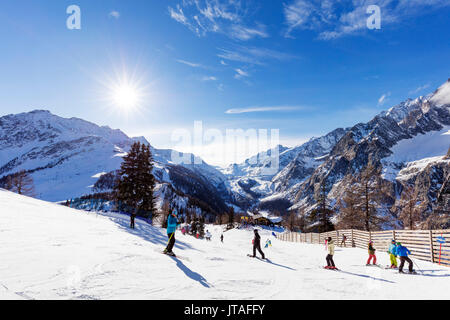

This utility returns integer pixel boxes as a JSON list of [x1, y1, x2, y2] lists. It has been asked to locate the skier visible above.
[[387, 239, 398, 269], [130, 210, 137, 229], [341, 235, 347, 247], [396, 242, 415, 274], [325, 237, 337, 269], [265, 239, 272, 248], [163, 208, 179, 256], [205, 230, 212, 241], [220, 234, 224, 243], [367, 241, 377, 265], [251, 229, 265, 259]]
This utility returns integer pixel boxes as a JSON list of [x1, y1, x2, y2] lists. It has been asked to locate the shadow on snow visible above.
[[169, 256, 211, 288]]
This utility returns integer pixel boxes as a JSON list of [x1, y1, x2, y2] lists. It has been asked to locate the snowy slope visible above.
[[382, 126, 450, 182], [1, 189, 450, 300]]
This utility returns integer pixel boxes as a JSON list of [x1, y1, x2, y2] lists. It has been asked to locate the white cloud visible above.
[[234, 68, 249, 79], [176, 59, 203, 68], [225, 106, 305, 114], [109, 11, 120, 19], [168, 0, 269, 41], [378, 92, 391, 105], [283, 0, 450, 39], [202, 76, 218, 81], [218, 46, 299, 65], [169, 5, 189, 25], [409, 84, 431, 95], [230, 24, 269, 41]]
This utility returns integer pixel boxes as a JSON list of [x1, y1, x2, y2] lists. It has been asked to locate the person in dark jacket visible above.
[[396, 242, 414, 273], [221, 234, 224, 243], [130, 210, 137, 229], [164, 208, 179, 256], [252, 229, 265, 259]]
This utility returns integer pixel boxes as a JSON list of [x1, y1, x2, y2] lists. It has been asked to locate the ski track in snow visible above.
[[1, 190, 450, 300]]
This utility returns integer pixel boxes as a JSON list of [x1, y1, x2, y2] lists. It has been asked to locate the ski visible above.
[[398, 271, 419, 275], [247, 254, 268, 260], [156, 248, 191, 262], [162, 252, 191, 262], [323, 267, 340, 271], [385, 266, 399, 270], [366, 264, 384, 269]]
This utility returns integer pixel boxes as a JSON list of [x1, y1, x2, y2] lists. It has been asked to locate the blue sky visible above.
[[0, 0, 450, 166]]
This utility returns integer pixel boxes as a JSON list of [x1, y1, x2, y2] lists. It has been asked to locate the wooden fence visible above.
[[279, 229, 450, 267]]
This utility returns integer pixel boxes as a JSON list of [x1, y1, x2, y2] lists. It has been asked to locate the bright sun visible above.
[[96, 67, 149, 116], [113, 84, 140, 110]]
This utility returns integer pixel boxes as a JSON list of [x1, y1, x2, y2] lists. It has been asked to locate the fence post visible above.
[[310, 233, 313, 243], [336, 230, 339, 246], [369, 231, 372, 243], [392, 230, 396, 241], [429, 230, 435, 263], [351, 229, 355, 248]]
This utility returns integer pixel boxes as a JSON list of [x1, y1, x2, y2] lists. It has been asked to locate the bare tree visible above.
[[337, 181, 364, 230], [9, 171, 35, 197], [396, 185, 425, 230], [283, 211, 299, 231], [337, 164, 391, 231]]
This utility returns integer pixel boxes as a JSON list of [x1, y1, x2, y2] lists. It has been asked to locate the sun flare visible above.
[[113, 84, 140, 110]]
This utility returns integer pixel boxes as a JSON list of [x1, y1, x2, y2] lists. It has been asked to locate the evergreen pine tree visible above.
[[115, 142, 156, 218]]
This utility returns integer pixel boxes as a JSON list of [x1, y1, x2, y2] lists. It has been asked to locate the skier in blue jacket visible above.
[[396, 242, 414, 273], [164, 208, 179, 256], [387, 240, 398, 269]]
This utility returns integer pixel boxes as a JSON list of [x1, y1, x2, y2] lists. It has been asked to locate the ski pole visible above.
[[411, 258, 423, 274]]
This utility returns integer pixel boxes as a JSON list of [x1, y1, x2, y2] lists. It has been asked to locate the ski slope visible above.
[[1, 190, 450, 300]]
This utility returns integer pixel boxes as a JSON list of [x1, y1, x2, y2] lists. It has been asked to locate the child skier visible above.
[[251, 229, 265, 259], [205, 230, 212, 241], [396, 242, 415, 274], [325, 237, 337, 269], [367, 241, 377, 265], [387, 239, 398, 269], [220, 234, 224, 243], [163, 208, 179, 257]]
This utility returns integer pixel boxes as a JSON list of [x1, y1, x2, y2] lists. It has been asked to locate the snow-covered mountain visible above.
[[284, 80, 450, 221], [1, 79, 449, 223], [221, 79, 449, 220], [0, 110, 230, 214]]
